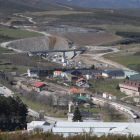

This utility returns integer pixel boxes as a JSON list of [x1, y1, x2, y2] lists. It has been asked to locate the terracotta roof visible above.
[[76, 78, 85, 82], [80, 82, 85, 86], [54, 71, 62, 73], [103, 92, 109, 94], [32, 82, 45, 88], [109, 94, 114, 97], [120, 81, 140, 88], [68, 75, 77, 77], [68, 88, 86, 94]]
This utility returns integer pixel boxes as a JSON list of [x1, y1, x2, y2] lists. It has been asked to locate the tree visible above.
[[73, 107, 82, 122], [91, 65, 95, 69], [116, 84, 120, 90]]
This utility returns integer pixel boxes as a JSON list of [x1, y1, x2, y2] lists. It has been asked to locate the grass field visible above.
[[15, 95, 67, 118], [0, 64, 31, 76], [89, 79, 126, 99], [0, 46, 14, 53], [0, 28, 43, 39], [27, 11, 91, 16], [107, 55, 140, 70]]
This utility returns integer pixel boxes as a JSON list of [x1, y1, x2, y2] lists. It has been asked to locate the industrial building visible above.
[[52, 122, 140, 137], [102, 70, 124, 79]]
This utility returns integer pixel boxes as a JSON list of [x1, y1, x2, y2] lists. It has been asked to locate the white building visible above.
[[27, 68, 48, 77], [53, 71, 62, 77], [86, 73, 95, 80], [133, 98, 140, 104], [109, 94, 116, 100], [103, 92, 109, 98], [102, 70, 124, 79], [52, 122, 140, 137]]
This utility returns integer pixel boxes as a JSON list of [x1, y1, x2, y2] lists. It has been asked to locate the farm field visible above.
[[89, 79, 127, 99], [0, 47, 14, 53], [0, 28, 43, 39]]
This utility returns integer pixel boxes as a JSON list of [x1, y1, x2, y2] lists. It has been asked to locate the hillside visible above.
[[42, 0, 140, 8], [0, 0, 72, 13]]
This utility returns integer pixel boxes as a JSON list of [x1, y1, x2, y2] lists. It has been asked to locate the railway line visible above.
[[92, 97, 138, 120]]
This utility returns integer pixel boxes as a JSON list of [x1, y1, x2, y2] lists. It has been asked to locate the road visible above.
[[84, 47, 136, 72], [0, 86, 14, 97]]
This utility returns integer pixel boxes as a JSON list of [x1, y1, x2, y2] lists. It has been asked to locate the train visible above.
[[92, 97, 138, 119]]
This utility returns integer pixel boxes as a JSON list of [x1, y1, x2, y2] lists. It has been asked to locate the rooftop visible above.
[[76, 78, 85, 82], [120, 81, 140, 88], [103, 92, 109, 94], [103, 70, 124, 75], [32, 82, 45, 88], [109, 94, 114, 97], [54, 71, 62, 73], [68, 88, 86, 94], [68, 75, 78, 77]]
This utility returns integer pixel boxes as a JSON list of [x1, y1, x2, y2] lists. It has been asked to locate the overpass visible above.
[[30, 49, 86, 58]]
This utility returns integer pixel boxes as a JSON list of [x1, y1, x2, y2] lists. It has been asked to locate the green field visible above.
[[107, 55, 140, 70], [89, 79, 126, 99], [0, 28, 43, 39], [0, 46, 14, 53], [0, 64, 31, 76]]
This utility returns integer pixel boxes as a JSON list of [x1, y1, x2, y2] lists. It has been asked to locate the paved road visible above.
[[0, 86, 14, 97], [84, 47, 136, 72]]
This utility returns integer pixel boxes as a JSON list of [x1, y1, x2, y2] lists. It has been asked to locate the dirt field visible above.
[[61, 32, 122, 47]]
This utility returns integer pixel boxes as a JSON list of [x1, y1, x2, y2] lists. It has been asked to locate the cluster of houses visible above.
[[27, 68, 140, 98], [103, 92, 116, 100]]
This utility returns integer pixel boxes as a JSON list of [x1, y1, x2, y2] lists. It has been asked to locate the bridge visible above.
[[30, 49, 86, 58]]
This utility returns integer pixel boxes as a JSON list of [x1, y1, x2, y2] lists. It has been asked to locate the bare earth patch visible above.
[[62, 32, 122, 46]]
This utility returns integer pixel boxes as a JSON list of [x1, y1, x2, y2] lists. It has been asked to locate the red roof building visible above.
[[119, 81, 140, 96], [32, 82, 46, 92], [68, 88, 87, 97]]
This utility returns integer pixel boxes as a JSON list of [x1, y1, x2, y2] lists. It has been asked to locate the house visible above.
[[68, 88, 87, 97], [68, 75, 78, 82], [86, 73, 95, 80], [109, 94, 116, 100], [76, 78, 87, 86], [130, 74, 140, 81], [32, 82, 46, 92], [53, 71, 62, 78], [61, 70, 82, 78], [119, 81, 140, 96], [102, 70, 124, 79], [67, 110, 92, 122], [27, 68, 48, 77], [79, 82, 90, 88], [133, 98, 140, 104], [103, 92, 109, 98], [80, 110, 92, 118]]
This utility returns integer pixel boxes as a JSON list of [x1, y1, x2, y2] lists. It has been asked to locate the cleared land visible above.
[[62, 32, 121, 46]]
